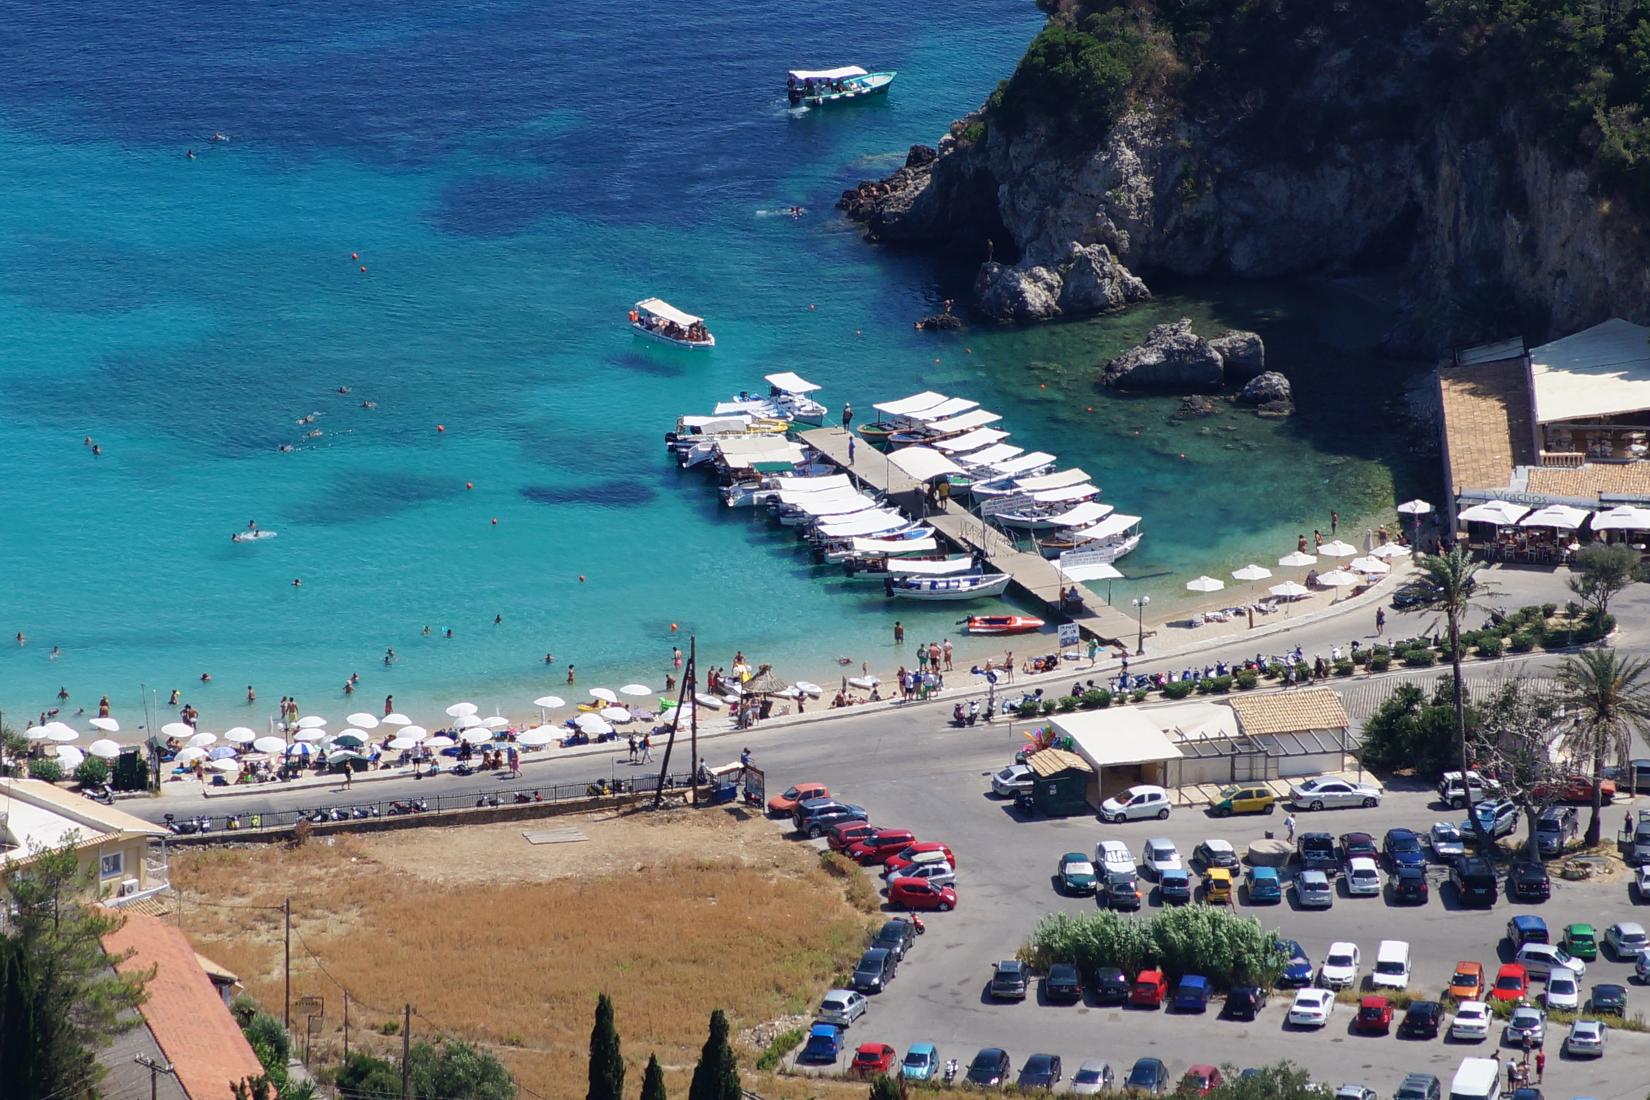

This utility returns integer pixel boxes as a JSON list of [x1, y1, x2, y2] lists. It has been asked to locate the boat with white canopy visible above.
[[988, 486, 1104, 529], [972, 467, 1089, 500], [935, 427, 1010, 455], [1042, 512, 1143, 563], [787, 67, 897, 106], [820, 530, 938, 562], [812, 510, 916, 540], [764, 371, 828, 424], [631, 298, 714, 348], [847, 555, 981, 579], [982, 451, 1058, 477], [885, 572, 1012, 601], [889, 408, 1002, 447], [722, 470, 849, 507], [861, 391, 949, 444]]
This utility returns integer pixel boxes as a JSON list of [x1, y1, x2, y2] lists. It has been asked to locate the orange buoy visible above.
[[1039, 383, 1046, 389], [466, 482, 473, 490], [670, 623, 679, 632], [351, 252, 359, 261], [1086, 407, 1094, 413]]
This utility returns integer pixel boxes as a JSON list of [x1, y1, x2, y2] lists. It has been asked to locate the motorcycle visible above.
[[162, 813, 199, 835], [943, 1059, 958, 1085], [950, 703, 968, 728], [85, 784, 115, 806], [965, 700, 979, 726]]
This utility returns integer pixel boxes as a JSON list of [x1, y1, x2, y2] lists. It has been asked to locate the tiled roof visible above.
[[1228, 689, 1349, 736], [101, 911, 266, 1100], [1526, 463, 1650, 499], [1025, 748, 1092, 777], [1438, 360, 1534, 494]]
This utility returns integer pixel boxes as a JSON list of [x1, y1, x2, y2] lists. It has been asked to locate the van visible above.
[[1447, 1057, 1499, 1100], [1371, 940, 1412, 989]]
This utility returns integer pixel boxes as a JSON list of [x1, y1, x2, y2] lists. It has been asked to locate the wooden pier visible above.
[[797, 427, 1139, 647]]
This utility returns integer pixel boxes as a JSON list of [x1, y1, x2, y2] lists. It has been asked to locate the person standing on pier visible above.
[[841, 402, 853, 430], [847, 435, 855, 463]]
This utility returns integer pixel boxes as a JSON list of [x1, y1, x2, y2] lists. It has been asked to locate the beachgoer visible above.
[[1284, 813, 1297, 841], [56, 686, 69, 701], [169, 689, 180, 706], [943, 638, 954, 670], [1534, 1050, 1544, 1082], [1297, 533, 1307, 553], [444, 627, 453, 638], [665, 672, 676, 692], [49, 645, 59, 661], [292, 577, 301, 587], [1314, 529, 1323, 548], [894, 620, 904, 645], [343, 680, 354, 695], [14, 632, 22, 647], [1330, 510, 1338, 534], [199, 672, 211, 683], [494, 614, 502, 625], [847, 435, 856, 462], [567, 664, 575, 684], [247, 685, 255, 704], [423, 625, 432, 636], [1375, 608, 1386, 635], [627, 733, 637, 762], [640, 734, 653, 762], [384, 647, 395, 664], [383, 695, 393, 716], [673, 646, 682, 669], [342, 765, 352, 788]]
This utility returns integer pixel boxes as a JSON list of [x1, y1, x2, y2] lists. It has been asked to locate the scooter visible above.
[[162, 813, 198, 835], [943, 1059, 958, 1085], [950, 703, 968, 728], [966, 700, 980, 726]]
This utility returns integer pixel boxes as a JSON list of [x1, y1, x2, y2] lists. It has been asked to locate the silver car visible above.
[[1429, 821, 1465, 860], [991, 764, 1034, 797], [1070, 1060, 1114, 1096], [1289, 776, 1381, 811], [1296, 870, 1334, 909], [1503, 1005, 1546, 1047], [1564, 1019, 1605, 1057]]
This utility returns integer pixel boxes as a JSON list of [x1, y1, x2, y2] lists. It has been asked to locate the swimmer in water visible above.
[[361, 400, 377, 409], [211, 132, 228, 142], [384, 647, 396, 664], [91, 444, 102, 456], [247, 520, 258, 532], [186, 149, 196, 160], [305, 428, 322, 438], [337, 385, 351, 394], [292, 577, 302, 587], [422, 625, 431, 637], [278, 443, 295, 452]]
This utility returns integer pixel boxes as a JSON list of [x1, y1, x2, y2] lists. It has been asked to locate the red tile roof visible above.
[[102, 910, 267, 1100]]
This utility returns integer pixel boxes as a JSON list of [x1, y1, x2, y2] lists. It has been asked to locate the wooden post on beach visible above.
[[654, 634, 694, 808]]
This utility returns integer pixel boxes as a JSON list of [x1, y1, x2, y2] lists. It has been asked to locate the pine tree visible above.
[[640, 1054, 667, 1100], [687, 1010, 740, 1100], [588, 993, 625, 1100]]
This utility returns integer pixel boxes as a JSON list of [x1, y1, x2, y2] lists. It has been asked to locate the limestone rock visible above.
[[1057, 243, 1151, 314], [1101, 318, 1225, 390], [1237, 370, 1292, 405], [915, 312, 963, 331], [1172, 395, 1220, 420], [973, 262, 1062, 323], [1209, 330, 1266, 380]]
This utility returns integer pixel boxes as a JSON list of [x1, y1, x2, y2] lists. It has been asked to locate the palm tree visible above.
[[1555, 647, 1650, 846], [1396, 547, 1493, 800]]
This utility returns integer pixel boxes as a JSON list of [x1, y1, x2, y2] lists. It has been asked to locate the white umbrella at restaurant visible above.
[[400, 725, 428, 740], [387, 736, 420, 750], [1232, 564, 1272, 582], [162, 721, 193, 738], [381, 712, 411, 726], [1458, 499, 1529, 526], [482, 716, 509, 730], [188, 731, 218, 748], [518, 728, 557, 747], [1278, 550, 1317, 568], [293, 728, 325, 742], [89, 716, 120, 733], [600, 707, 632, 723], [1318, 568, 1361, 600], [224, 727, 257, 744], [1318, 539, 1358, 558], [1372, 542, 1411, 559], [174, 746, 209, 765], [589, 688, 619, 704], [1518, 503, 1591, 530], [445, 701, 479, 718], [347, 712, 381, 729], [425, 735, 455, 749], [48, 727, 80, 743], [55, 745, 85, 770], [619, 684, 652, 698], [533, 695, 566, 709], [253, 736, 288, 754], [1593, 504, 1650, 531], [88, 739, 122, 759], [296, 714, 328, 729], [1349, 556, 1390, 575], [1396, 499, 1434, 516], [1185, 575, 1225, 593]]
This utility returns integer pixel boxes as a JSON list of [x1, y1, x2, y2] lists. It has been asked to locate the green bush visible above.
[[1016, 700, 1042, 719], [1130, 688, 1149, 703], [992, 18, 1147, 132], [1057, 694, 1080, 713], [1039, 699, 1057, 716], [1333, 660, 1354, 677], [73, 756, 110, 787], [1401, 649, 1436, 667], [1265, 661, 1285, 680], [1235, 670, 1259, 690], [1370, 653, 1392, 672], [1541, 602, 1558, 618], [1509, 632, 1537, 653], [1476, 634, 1505, 658], [27, 758, 63, 782], [1211, 674, 1234, 693], [756, 1027, 806, 1072], [1162, 680, 1196, 700], [1080, 689, 1112, 709], [1023, 907, 1286, 990], [1352, 648, 1372, 667]]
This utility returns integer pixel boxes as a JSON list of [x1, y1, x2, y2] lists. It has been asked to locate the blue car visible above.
[[1279, 940, 1312, 988], [1172, 974, 1211, 1013], [1508, 914, 1549, 949], [799, 1023, 843, 1064], [1245, 866, 1282, 904], [1382, 828, 1427, 870], [1158, 867, 1192, 905], [901, 1043, 939, 1081]]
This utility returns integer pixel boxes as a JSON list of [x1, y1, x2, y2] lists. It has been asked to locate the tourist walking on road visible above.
[[847, 435, 855, 462], [627, 733, 637, 762], [1284, 813, 1297, 842], [640, 734, 653, 763], [1375, 607, 1386, 635]]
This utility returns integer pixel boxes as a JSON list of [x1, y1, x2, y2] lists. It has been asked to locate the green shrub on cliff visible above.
[[992, 17, 1147, 132]]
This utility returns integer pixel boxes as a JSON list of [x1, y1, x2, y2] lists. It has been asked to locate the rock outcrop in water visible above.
[[1101, 319, 1268, 394]]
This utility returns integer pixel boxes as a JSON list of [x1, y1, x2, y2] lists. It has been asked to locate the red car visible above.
[[767, 782, 829, 816], [1180, 1065, 1223, 1096], [1356, 995, 1393, 1033], [1535, 774, 1615, 804], [1130, 969, 1168, 1008], [887, 878, 955, 911], [1490, 963, 1529, 1003], [883, 841, 957, 874], [847, 829, 918, 865], [828, 822, 879, 852], [851, 1043, 896, 1076]]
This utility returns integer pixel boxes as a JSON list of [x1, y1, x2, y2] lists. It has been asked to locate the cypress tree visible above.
[[640, 1054, 667, 1100], [587, 993, 625, 1100], [687, 1010, 740, 1100]]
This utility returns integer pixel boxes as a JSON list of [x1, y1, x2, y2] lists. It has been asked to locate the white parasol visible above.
[[619, 684, 652, 698], [600, 707, 632, 723], [55, 745, 85, 769], [296, 714, 328, 729], [1396, 499, 1434, 516], [1269, 581, 1309, 599], [174, 746, 209, 765], [1349, 556, 1390, 575], [1457, 499, 1529, 526], [346, 712, 381, 729], [1278, 551, 1317, 568], [425, 735, 455, 749], [533, 695, 566, 709], [224, 727, 257, 743], [187, 731, 218, 748], [88, 739, 122, 759], [1592, 504, 1650, 531], [1185, 575, 1225, 593], [387, 736, 420, 750], [588, 688, 619, 704], [210, 758, 241, 773], [89, 716, 120, 733], [381, 712, 412, 726], [162, 721, 193, 738], [1371, 542, 1411, 559], [26, 726, 51, 741], [459, 727, 492, 744], [1232, 564, 1272, 582], [575, 715, 614, 736], [400, 725, 428, 740], [518, 728, 557, 747], [293, 728, 325, 742], [482, 716, 509, 730], [253, 736, 288, 754], [1318, 539, 1358, 558], [455, 713, 484, 729], [445, 701, 479, 718], [48, 727, 80, 743]]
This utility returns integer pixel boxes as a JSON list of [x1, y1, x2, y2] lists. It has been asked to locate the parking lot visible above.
[[770, 729, 1650, 1099]]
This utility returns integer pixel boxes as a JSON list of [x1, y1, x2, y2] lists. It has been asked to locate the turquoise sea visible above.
[[0, 1, 1430, 728]]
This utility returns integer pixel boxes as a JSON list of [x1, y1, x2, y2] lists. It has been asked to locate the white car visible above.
[[1450, 1000, 1491, 1042], [1429, 821, 1465, 860], [1142, 837, 1182, 877], [1545, 972, 1581, 1011], [1636, 865, 1650, 900], [1345, 857, 1382, 897], [881, 862, 955, 888], [816, 989, 868, 1026], [1288, 988, 1335, 1028], [1564, 1019, 1606, 1057], [991, 764, 1034, 797], [1319, 942, 1361, 989], [1605, 921, 1649, 960], [1098, 784, 1171, 822], [1096, 839, 1134, 878], [1515, 943, 1587, 979], [1289, 776, 1381, 811]]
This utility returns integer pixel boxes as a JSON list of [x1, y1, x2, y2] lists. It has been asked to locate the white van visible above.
[[1448, 1057, 1499, 1100], [1370, 939, 1411, 989]]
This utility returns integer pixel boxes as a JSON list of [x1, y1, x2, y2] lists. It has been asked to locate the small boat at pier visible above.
[[1039, 513, 1143, 564], [630, 298, 714, 349], [787, 67, 897, 107], [885, 572, 1011, 601]]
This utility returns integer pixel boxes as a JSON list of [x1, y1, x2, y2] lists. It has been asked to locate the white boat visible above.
[[846, 555, 980, 579], [972, 467, 1089, 501], [721, 469, 846, 507], [232, 529, 277, 542], [811, 510, 916, 540], [888, 408, 1002, 447], [820, 530, 937, 562], [764, 372, 828, 425], [631, 298, 714, 349], [989, 487, 1105, 530], [885, 573, 1012, 601], [1043, 513, 1143, 564], [787, 67, 897, 107]]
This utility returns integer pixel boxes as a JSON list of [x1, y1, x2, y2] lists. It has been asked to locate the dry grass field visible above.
[[170, 807, 878, 1100]]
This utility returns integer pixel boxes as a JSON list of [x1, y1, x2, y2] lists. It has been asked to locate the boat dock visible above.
[[797, 427, 1139, 647]]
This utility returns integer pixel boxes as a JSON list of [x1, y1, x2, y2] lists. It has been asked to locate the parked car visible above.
[[799, 1023, 843, 1063], [1603, 758, 1650, 792], [989, 960, 1027, 1000], [851, 948, 897, 993], [991, 764, 1034, 797], [1514, 943, 1586, 979], [1090, 966, 1130, 1003], [1588, 983, 1628, 1016], [1123, 1058, 1169, 1094], [1450, 999, 1492, 1041], [1224, 985, 1268, 1019], [1536, 773, 1615, 804], [1503, 1005, 1546, 1047], [1098, 784, 1171, 822], [1211, 784, 1276, 816], [1142, 836, 1182, 877], [1448, 961, 1485, 1001], [1544, 972, 1580, 1011], [1131, 968, 1169, 1008], [1192, 837, 1241, 870], [1508, 861, 1551, 902], [1490, 963, 1529, 1003], [1096, 839, 1134, 877], [1296, 869, 1334, 908], [1070, 1060, 1115, 1096], [1605, 921, 1649, 960], [1394, 1073, 1441, 1100], [887, 878, 955, 911], [1298, 831, 1339, 873], [1335, 1087, 1376, 1100], [1179, 1065, 1222, 1096], [871, 918, 917, 960], [1201, 866, 1233, 905], [1106, 871, 1143, 911], [1393, 865, 1429, 904], [1158, 867, 1192, 904], [1290, 776, 1382, 810], [1345, 858, 1383, 897], [1356, 995, 1394, 1033], [882, 861, 954, 889], [1018, 1054, 1062, 1091], [1340, 831, 1379, 864], [1508, 915, 1550, 947], [1399, 1001, 1444, 1039], [883, 841, 955, 875], [901, 1043, 939, 1081], [1564, 1019, 1606, 1057], [1638, 864, 1650, 899], [1288, 988, 1336, 1028], [1278, 940, 1313, 988], [965, 1048, 1011, 1089], [1382, 827, 1426, 870], [846, 828, 918, 865], [1057, 852, 1097, 895], [1172, 975, 1212, 1013], [828, 821, 879, 852], [1371, 940, 1412, 989], [793, 796, 849, 830], [1043, 963, 1082, 1004], [1451, 855, 1500, 906], [768, 781, 828, 815], [816, 989, 868, 1027], [1561, 922, 1598, 961], [1464, 799, 1521, 840], [1438, 769, 1501, 809], [797, 801, 869, 838], [1320, 942, 1361, 989], [1534, 806, 1579, 856], [1245, 866, 1283, 904], [851, 1043, 897, 1076], [1429, 821, 1466, 860]]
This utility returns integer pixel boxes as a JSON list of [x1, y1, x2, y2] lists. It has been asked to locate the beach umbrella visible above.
[[253, 736, 288, 754], [1363, 530, 1375, 553], [482, 716, 509, 730], [795, 681, 823, 697], [743, 665, 788, 696], [55, 745, 85, 769], [1457, 499, 1528, 526], [347, 712, 381, 729], [187, 731, 217, 748], [387, 736, 420, 750], [327, 749, 365, 765], [1269, 581, 1309, 599], [1318, 568, 1360, 601], [224, 727, 257, 744], [400, 725, 428, 740], [455, 713, 484, 729], [25, 726, 51, 741], [381, 712, 412, 726], [445, 701, 478, 718], [296, 715, 327, 729], [1318, 539, 1357, 558], [332, 731, 366, 747], [174, 747, 209, 765], [284, 742, 316, 758], [1350, 556, 1390, 575], [1232, 563, 1272, 582], [573, 713, 607, 731], [1518, 504, 1591, 530], [210, 757, 241, 772], [577, 716, 614, 736], [518, 728, 557, 747], [1372, 542, 1411, 559], [459, 727, 492, 744], [1593, 504, 1650, 531], [88, 739, 122, 760], [589, 688, 619, 704], [532, 695, 566, 709], [293, 728, 325, 742], [425, 735, 455, 749], [48, 727, 80, 743], [1396, 499, 1434, 516], [89, 716, 120, 733], [600, 707, 632, 723], [619, 684, 652, 698], [162, 721, 193, 738], [1185, 575, 1225, 593], [208, 746, 238, 760], [1278, 551, 1317, 568]]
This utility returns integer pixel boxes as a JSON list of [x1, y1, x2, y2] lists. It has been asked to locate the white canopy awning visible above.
[[1592, 504, 1650, 530], [763, 371, 820, 394], [776, 486, 865, 508], [789, 66, 868, 81], [797, 496, 878, 518], [1518, 503, 1592, 530], [887, 557, 978, 577], [936, 428, 1009, 454], [635, 297, 701, 327], [849, 535, 938, 555], [1053, 709, 1184, 769], [873, 391, 948, 417], [889, 446, 963, 483], [1066, 512, 1139, 542], [908, 397, 979, 422], [989, 451, 1056, 476], [956, 443, 1023, 467], [680, 414, 750, 431], [1528, 318, 1650, 424], [1045, 500, 1114, 527], [768, 473, 849, 494], [926, 408, 1001, 434], [1031, 483, 1098, 504], [1457, 499, 1530, 526], [719, 441, 806, 469], [1062, 561, 1124, 582], [1015, 468, 1089, 493], [817, 510, 909, 538]]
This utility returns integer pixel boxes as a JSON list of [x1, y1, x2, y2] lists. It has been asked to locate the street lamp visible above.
[[1132, 595, 1150, 656]]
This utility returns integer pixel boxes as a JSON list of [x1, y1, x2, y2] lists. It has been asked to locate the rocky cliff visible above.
[[839, 1, 1650, 348]]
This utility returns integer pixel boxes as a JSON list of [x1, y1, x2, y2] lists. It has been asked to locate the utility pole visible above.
[[688, 635, 699, 806], [282, 897, 292, 1030], [400, 1003, 414, 1100], [343, 992, 350, 1060], [134, 1054, 175, 1100]]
